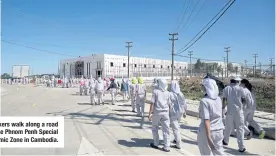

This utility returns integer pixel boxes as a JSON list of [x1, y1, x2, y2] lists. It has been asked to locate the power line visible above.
[[183, 0, 208, 34], [176, 0, 235, 54], [178, 0, 201, 33], [175, 0, 192, 32], [2, 40, 77, 57]]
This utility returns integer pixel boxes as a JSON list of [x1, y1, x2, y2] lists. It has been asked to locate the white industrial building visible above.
[[12, 65, 30, 78], [59, 54, 189, 78], [203, 61, 242, 77]]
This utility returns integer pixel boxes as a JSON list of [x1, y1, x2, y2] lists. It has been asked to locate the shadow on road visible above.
[[224, 146, 258, 155], [118, 138, 152, 148], [77, 103, 92, 105]]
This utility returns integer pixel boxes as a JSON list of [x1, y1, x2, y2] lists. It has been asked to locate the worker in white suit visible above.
[[197, 78, 225, 155], [89, 77, 96, 105], [84, 78, 90, 95], [148, 78, 171, 152], [79, 76, 85, 95], [169, 80, 187, 149], [107, 78, 117, 105], [135, 77, 147, 117], [222, 77, 246, 153], [241, 79, 266, 139], [129, 77, 137, 112], [95, 77, 105, 105]]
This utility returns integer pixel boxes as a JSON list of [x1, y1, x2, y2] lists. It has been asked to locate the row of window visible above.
[[110, 62, 185, 69]]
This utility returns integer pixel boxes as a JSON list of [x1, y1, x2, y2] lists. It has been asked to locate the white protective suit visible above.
[[135, 78, 146, 117], [197, 78, 225, 155], [79, 77, 85, 95], [90, 78, 96, 105], [150, 78, 171, 152], [107, 79, 117, 105], [169, 80, 187, 149], [95, 77, 105, 105], [223, 82, 246, 151], [243, 90, 264, 135], [129, 78, 137, 112], [84, 78, 90, 95]]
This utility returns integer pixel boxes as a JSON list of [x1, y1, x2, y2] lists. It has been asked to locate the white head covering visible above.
[[202, 78, 219, 100], [171, 80, 181, 94], [157, 79, 168, 92]]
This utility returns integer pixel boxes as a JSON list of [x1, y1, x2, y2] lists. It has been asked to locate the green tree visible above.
[[1, 73, 11, 79], [194, 59, 202, 70], [227, 63, 234, 72]]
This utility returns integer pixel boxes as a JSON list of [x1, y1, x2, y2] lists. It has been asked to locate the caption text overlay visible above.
[[0, 116, 64, 148]]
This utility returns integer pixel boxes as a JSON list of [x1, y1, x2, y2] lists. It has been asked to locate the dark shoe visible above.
[[239, 148, 246, 153], [246, 131, 253, 140], [170, 145, 181, 149], [223, 140, 228, 146], [132, 110, 135, 113], [162, 147, 170, 152], [172, 140, 177, 144], [150, 143, 158, 149]]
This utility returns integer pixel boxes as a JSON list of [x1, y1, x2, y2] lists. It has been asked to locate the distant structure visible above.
[[12, 65, 30, 78], [59, 54, 189, 78]]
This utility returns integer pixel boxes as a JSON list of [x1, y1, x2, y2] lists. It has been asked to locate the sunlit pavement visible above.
[[1, 84, 275, 155]]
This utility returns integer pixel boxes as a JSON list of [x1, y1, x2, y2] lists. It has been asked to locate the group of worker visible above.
[[143, 76, 265, 155], [4, 77, 31, 85]]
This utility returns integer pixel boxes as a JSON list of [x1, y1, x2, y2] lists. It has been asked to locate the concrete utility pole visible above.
[[169, 33, 178, 80], [223, 57, 226, 79], [244, 60, 247, 75], [269, 58, 274, 74], [253, 54, 258, 78], [224, 47, 230, 78], [188, 51, 193, 77], [125, 41, 132, 78]]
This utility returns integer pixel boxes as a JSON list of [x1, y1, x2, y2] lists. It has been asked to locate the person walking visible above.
[[169, 80, 187, 149], [148, 78, 171, 152], [197, 78, 225, 155]]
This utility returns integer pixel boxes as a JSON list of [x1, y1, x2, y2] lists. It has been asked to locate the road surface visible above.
[[1, 84, 275, 155]]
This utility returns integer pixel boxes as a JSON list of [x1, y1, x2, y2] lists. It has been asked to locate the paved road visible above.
[[1, 84, 275, 155]]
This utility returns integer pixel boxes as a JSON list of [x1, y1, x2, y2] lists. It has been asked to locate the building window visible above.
[[144, 64, 146, 68], [161, 65, 163, 68], [110, 62, 114, 67], [153, 65, 155, 68], [123, 63, 126, 67], [135, 64, 137, 68]]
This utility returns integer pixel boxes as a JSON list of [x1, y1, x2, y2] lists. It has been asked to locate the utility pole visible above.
[[253, 54, 258, 78], [269, 58, 274, 74], [224, 47, 230, 78], [188, 51, 193, 77], [223, 57, 226, 79], [169, 33, 178, 80], [244, 60, 247, 75], [125, 41, 132, 78], [258, 62, 262, 76]]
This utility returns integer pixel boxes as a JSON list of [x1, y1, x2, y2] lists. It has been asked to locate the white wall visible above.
[[60, 54, 189, 78]]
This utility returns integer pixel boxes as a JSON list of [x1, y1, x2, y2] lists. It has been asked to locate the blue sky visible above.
[[1, 0, 275, 74]]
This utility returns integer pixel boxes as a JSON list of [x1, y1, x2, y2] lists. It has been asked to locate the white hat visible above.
[[235, 77, 242, 81]]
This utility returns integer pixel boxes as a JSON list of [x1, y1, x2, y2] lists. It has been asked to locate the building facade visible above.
[[12, 65, 30, 78], [59, 54, 189, 78]]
